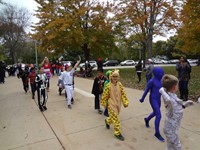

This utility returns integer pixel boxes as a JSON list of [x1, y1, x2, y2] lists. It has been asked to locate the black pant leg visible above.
[[94, 95, 100, 109], [37, 88, 42, 110], [31, 83, 36, 96], [41, 89, 46, 106]]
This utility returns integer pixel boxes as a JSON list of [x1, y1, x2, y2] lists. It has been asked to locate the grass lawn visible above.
[[100, 66, 200, 101]]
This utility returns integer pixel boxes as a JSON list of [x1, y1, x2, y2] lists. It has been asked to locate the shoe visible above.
[[144, 118, 150, 128], [32, 95, 35, 99], [43, 106, 47, 110], [39, 106, 44, 112], [115, 134, 125, 141], [105, 119, 110, 129], [68, 105, 72, 109], [154, 133, 165, 142]]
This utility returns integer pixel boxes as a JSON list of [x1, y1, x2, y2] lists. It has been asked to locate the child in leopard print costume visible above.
[[101, 69, 129, 141]]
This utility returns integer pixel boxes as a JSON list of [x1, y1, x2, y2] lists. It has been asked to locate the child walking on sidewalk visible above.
[[27, 67, 37, 99], [101, 70, 129, 141], [92, 69, 107, 114], [35, 67, 48, 112], [139, 67, 165, 142], [160, 74, 193, 150]]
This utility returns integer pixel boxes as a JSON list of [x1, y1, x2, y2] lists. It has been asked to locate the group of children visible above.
[[92, 66, 194, 150], [18, 58, 194, 149], [18, 65, 49, 112]]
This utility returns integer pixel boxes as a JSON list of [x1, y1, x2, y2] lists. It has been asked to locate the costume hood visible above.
[[110, 69, 120, 81], [153, 67, 164, 80]]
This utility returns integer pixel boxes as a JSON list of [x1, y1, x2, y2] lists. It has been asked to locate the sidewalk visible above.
[[0, 76, 199, 150]]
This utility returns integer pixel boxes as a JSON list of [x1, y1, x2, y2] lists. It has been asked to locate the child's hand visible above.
[[78, 55, 81, 61], [183, 100, 194, 108], [139, 98, 144, 103]]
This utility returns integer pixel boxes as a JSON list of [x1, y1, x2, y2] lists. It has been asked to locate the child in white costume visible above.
[[159, 74, 193, 150], [60, 57, 81, 109]]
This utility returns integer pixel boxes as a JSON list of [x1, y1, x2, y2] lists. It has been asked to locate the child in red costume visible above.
[[42, 57, 52, 91], [27, 67, 37, 99]]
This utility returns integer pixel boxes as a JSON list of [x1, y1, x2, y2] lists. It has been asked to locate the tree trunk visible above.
[[82, 43, 90, 61], [147, 1, 156, 59], [142, 43, 146, 68], [10, 47, 16, 64]]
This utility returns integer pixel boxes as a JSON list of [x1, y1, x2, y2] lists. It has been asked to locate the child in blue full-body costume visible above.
[[139, 67, 165, 142]]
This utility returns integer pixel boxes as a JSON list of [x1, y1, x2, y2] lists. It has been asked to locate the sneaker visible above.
[[115, 134, 125, 141], [105, 119, 110, 129], [39, 106, 44, 112], [71, 98, 74, 104], [144, 118, 150, 128], [43, 106, 47, 110], [68, 105, 72, 109], [154, 133, 165, 142]]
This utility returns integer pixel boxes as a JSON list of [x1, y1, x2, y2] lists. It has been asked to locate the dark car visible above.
[[103, 60, 119, 66]]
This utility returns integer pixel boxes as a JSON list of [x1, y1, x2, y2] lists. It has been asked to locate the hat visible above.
[[65, 64, 69, 69]]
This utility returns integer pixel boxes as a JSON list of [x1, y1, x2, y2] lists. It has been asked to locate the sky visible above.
[[6, 0, 170, 41]]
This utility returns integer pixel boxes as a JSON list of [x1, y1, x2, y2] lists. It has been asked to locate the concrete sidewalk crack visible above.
[[8, 137, 55, 150], [33, 100, 66, 150]]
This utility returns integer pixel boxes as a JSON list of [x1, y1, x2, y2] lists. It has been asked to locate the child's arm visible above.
[[139, 80, 153, 103], [119, 82, 129, 107], [101, 84, 110, 107], [159, 87, 171, 102], [74, 56, 81, 69]]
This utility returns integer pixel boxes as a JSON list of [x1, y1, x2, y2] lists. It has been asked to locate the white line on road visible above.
[[74, 88, 94, 98]]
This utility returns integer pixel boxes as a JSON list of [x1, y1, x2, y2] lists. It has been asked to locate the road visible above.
[[0, 76, 199, 150]]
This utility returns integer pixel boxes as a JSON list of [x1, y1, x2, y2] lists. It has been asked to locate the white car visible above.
[[62, 61, 73, 67], [120, 60, 135, 66], [169, 59, 179, 64], [153, 59, 163, 64], [187, 59, 198, 64], [79, 60, 97, 68]]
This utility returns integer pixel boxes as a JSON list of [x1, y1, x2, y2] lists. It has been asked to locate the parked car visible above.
[[62, 61, 74, 66], [79, 60, 97, 68], [169, 59, 179, 64], [103, 60, 119, 66], [161, 60, 169, 64], [120, 60, 135, 66], [153, 59, 163, 64], [187, 59, 198, 64]]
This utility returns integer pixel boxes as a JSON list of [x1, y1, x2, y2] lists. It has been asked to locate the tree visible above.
[[177, 0, 200, 56], [113, 0, 182, 65], [152, 40, 167, 56], [32, 0, 116, 61], [0, 4, 30, 64]]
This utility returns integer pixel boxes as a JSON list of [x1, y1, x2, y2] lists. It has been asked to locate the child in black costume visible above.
[[92, 69, 107, 114], [18, 64, 29, 93], [35, 67, 48, 111]]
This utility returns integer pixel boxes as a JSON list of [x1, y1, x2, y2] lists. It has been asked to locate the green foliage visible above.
[[33, 0, 116, 61], [177, 0, 200, 56], [113, 0, 182, 60]]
